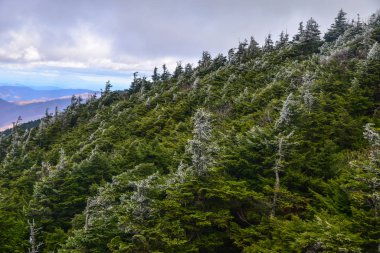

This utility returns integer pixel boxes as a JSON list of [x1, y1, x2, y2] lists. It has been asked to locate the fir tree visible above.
[[296, 18, 322, 53], [186, 108, 217, 176], [173, 61, 184, 78], [161, 64, 171, 81], [263, 34, 274, 51], [276, 31, 289, 48], [293, 22, 304, 41], [324, 9, 348, 42], [198, 51, 212, 68], [367, 42, 380, 61], [28, 219, 42, 253], [302, 18, 321, 43], [227, 48, 235, 63], [271, 131, 294, 217], [104, 80, 112, 94], [236, 39, 248, 62], [152, 67, 160, 83], [183, 63, 193, 78], [247, 36, 260, 57]]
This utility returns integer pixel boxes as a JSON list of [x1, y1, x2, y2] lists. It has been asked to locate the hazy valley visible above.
[[0, 85, 95, 130]]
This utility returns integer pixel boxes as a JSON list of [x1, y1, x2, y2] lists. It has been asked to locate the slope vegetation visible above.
[[0, 10, 379, 252]]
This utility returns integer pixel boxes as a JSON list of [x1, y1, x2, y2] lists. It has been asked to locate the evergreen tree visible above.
[[183, 63, 193, 78], [236, 39, 248, 62], [104, 80, 112, 94], [324, 9, 349, 42], [247, 36, 260, 57], [294, 18, 322, 53], [161, 64, 171, 81], [27, 219, 42, 253], [186, 108, 217, 176], [302, 18, 321, 43], [0, 9, 379, 253], [212, 53, 227, 69], [152, 67, 160, 83], [173, 61, 184, 79], [198, 51, 212, 68], [293, 22, 304, 41], [276, 31, 289, 48], [129, 72, 141, 93], [263, 34, 274, 51], [227, 48, 235, 63]]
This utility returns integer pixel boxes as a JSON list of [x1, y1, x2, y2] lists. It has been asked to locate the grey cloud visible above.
[[0, 0, 378, 72]]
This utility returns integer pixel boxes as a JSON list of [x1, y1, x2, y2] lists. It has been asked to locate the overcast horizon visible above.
[[0, 0, 378, 90]]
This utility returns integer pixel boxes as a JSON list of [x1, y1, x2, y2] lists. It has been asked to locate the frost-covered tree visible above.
[[211, 53, 227, 70], [170, 161, 190, 185], [367, 42, 380, 61], [293, 22, 304, 42], [276, 31, 289, 48], [227, 48, 236, 63], [301, 73, 315, 113], [294, 18, 322, 53], [263, 34, 274, 51], [275, 93, 295, 129], [57, 148, 67, 171], [247, 36, 260, 57], [28, 219, 42, 253], [303, 89, 314, 113], [324, 9, 349, 42], [173, 61, 184, 78], [82, 185, 115, 231], [4, 116, 23, 162], [125, 173, 158, 221], [198, 51, 212, 69], [235, 39, 248, 62], [364, 123, 380, 146], [302, 18, 321, 43], [349, 123, 380, 217], [186, 109, 217, 176], [271, 131, 294, 217]]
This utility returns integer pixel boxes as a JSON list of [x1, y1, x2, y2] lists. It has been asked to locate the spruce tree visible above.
[[161, 64, 171, 81], [247, 36, 259, 57], [276, 31, 289, 48], [324, 9, 349, 42], [295, 18, 322, 53], [198, 51, 212, 68], [183, 63, 193, 78], [236, 39, 248, 62], [293, 22, 304, 41], [263, 34, 274, 51], [173, 61, 184, 78], [152, 67, 160, 83]]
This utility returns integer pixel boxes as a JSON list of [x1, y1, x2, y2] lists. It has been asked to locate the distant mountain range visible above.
[[0, 85, 96, 130], [0, 85, 94, 102]]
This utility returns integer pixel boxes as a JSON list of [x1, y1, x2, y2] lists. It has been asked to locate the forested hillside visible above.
[[0, 10, 379, 252]]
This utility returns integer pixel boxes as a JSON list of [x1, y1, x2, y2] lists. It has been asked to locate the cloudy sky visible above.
[[0, 0, 378, 90]]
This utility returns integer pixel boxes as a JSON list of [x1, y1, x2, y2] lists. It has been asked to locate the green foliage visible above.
[[0, 9, 379, 252]]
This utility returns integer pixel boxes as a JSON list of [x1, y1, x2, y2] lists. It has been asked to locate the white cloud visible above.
[[0, 0, 377, 89], [23, 46, 41, 61], [0, 27, 41, 61], [52, 24, 112, 61], [78, 74, 133, 85]]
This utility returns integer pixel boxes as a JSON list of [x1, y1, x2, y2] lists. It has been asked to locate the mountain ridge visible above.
[[0, 85, 95, 102], [0, 85, 97, 130], [0, 9, 379, 253], [0, 97, 74, 131]]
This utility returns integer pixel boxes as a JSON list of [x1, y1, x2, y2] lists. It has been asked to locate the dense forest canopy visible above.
[[0, 9, 379, 252]]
